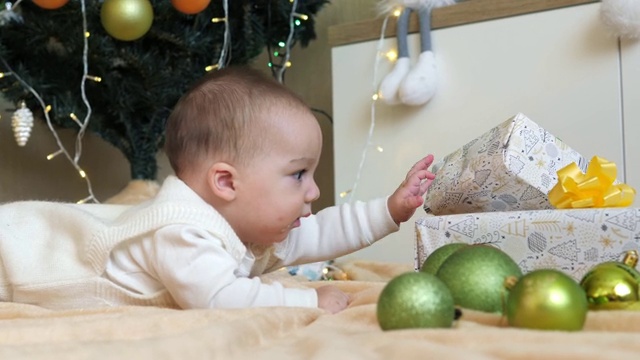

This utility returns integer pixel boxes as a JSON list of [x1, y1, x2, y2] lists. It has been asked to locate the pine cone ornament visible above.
[[11, 101, 34, 147]]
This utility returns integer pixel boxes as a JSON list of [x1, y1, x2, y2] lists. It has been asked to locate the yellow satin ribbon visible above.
[[548, 156, 636, 209]]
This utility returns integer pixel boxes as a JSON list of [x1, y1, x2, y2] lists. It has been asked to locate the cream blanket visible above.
[[1, 260, 639, 359]]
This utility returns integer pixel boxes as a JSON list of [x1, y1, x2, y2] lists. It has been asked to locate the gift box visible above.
[[424, 113, 590, 215], [414, 208, 640, 280]]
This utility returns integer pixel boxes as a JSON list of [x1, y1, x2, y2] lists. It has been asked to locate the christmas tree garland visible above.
[[0, 0, 328, 199]]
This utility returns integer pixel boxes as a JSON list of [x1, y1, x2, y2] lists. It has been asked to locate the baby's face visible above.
[[230, 107, 322, 246]]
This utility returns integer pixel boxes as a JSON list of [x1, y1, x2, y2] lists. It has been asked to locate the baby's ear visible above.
[[207, 162, 237, 201]]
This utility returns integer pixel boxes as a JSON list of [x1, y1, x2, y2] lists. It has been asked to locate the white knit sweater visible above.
[[0, 176, 398, 310]]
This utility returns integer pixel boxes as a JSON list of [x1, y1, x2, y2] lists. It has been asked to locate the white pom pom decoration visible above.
[[601, 0, 640, 39], [11, 101, 34, 147]]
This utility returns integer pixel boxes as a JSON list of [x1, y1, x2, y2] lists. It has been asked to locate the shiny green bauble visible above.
[[377, 272, 455, 330], [436, 245, 522, 313], [101, 0, 154, 41], [420, 243, 469, 275], [579, 250, 640, 310], [506, 269, 588, 331]]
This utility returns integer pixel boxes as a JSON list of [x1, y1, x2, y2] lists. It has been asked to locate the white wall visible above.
[[332, 4, 635, 264]]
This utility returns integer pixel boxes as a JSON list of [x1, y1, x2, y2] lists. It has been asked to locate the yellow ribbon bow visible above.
[[548, 156, 636, 209]]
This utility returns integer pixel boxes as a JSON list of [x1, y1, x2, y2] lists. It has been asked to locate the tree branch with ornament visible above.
[[0, 0, 328, 203]]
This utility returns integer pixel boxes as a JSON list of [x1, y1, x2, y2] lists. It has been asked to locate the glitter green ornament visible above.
[[436, 245, 522, 313], [505, 269, 588, 331], [420, 243, 469, 275], [377, 272, 455, 330]]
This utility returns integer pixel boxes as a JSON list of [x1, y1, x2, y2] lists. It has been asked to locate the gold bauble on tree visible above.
[[100, 0, 154, 41], [580, 250, 640, 310]]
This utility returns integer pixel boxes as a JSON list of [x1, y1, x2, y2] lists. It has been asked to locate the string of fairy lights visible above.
[[206, 0, 230, 71], [339, 8, 402, 203], [1, 0, 99, 203], [0, 0, 307, 203], [272, 0, 302, 83]]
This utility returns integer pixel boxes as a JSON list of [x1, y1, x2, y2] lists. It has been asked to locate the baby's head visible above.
[[165, 66, 305, 176], [164, 66, 322, 245]]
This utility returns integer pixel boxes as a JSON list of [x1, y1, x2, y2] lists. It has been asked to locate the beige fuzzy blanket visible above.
[[1, 260, 639, 359]]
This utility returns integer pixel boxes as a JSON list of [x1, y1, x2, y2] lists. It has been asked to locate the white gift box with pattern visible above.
[[414, 208, 640, 280], [424, 113, 589, 215]]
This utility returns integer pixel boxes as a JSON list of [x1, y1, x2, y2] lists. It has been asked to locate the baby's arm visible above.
[[272, 155, 435, 268], [387, 154, 436, 225], [273, 196, 399, 267], [148, 225, 324, 310]]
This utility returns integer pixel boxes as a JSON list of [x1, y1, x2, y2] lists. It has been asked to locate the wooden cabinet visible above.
[[331, 3, 638, 263]]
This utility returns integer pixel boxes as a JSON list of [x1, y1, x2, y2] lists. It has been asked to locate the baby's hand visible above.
[[388, 154, 436, 225], [316, 285, 350, 314]]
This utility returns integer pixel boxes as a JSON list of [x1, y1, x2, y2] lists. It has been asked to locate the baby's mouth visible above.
[[290, 213, 310, 229]]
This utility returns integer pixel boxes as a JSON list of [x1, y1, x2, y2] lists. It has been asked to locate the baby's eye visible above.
[[293, 170, 306, 180]]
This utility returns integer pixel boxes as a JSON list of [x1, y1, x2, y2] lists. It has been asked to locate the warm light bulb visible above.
[[285, 61, 292, 68], [69, 113, 79, 121], [293, 13, 309, 21], [0, 72, 11, 78], [339, 190, 352, 198], [46, 150, 63, 160], [211, 17, 227, 23], [385, 50, 398, 62], [76, 196, 93, 204], [376, 145, 384, 152], [205, 64, 219, 72], [45, 105, 52, 113], [79, 169, 87, 178], [85, 75, 102, 82], [85, 31, 90, 38], [372, 93, 379, 101], [278, 41, 286, 47], [393, 8, 402, 17]]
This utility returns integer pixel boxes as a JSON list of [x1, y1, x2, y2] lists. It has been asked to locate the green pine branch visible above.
[[0, 0, 329, 180]]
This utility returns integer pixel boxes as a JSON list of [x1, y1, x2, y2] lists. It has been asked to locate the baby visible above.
[[0, 66, 435, 313]]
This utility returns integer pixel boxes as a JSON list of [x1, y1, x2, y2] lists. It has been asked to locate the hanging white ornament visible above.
[[0, 2, 23, 27], [11, 100, 34, 147]]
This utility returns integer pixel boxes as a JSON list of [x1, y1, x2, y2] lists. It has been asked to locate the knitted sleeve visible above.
[[147, 225, 317, 309], [269, 196, 399, 270]]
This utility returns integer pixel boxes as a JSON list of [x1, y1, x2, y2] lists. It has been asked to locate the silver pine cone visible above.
[[11, 101, 34, 147]]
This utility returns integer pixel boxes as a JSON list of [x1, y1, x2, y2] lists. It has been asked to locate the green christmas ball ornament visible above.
[[101, 0, 154, 41], [580, 250, 640, 310], [377, 272, 455, 331], [436, 245, 522, 313], [506, 269, 588, 331], [420, 243, 469, 275]]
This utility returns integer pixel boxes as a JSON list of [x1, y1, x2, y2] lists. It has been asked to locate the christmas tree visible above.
[[0, 0, 327, 185]]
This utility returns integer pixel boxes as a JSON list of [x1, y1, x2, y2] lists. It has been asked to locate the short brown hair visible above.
[[164, 66, 309, 177]]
